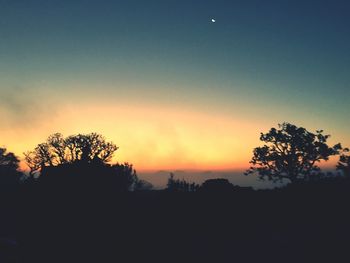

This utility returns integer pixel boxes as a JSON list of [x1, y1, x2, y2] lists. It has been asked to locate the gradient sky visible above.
[[1, 0, 349, 171]]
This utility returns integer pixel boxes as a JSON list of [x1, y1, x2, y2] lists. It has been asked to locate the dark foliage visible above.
[[24, 133, 118, 176], [1, 128, 350, 262], [199, 178, 234, 192], [133, 179, 153, 191], [246, 123, 342, 183], [166, 173, 199, 192], [111, 162, 139, 191], [37, 161, 138, 192], [0, 147, 22, 190], [198, 178, 253, 193], [337, 148, 350, 177], [23, 133, 139, 192]]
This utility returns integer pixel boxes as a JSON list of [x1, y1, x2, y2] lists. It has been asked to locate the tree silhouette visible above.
[[37, 161, 139, 192], [166, 173, 199, 192], [23, 133, 141, 191], [134, 179, 153, 191], [245, 123, 342, 183], [111, 162, 139, 191], [199, 178, 236, 193], [0, 147, 19, 171], [337, 148, 350, 177], [24, 133, 118, 176], [0, 147, 22, 188]]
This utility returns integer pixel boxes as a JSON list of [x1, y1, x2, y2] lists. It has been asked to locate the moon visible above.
[[211, 18, 216, 23]]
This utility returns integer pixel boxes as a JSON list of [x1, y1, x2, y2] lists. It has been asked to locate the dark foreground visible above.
[[1, 182, 350, 263]]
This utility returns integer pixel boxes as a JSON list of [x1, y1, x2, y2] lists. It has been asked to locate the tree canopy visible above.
[[23, 133, 143, 192], [246, 123, 342, 183], [24, 133, 118, 176]]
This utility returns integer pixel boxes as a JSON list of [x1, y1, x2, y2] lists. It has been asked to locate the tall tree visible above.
[[246, 123, 342, 183]]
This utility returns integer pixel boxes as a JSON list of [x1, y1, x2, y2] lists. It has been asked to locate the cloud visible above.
[[0, 85, 56, 128]]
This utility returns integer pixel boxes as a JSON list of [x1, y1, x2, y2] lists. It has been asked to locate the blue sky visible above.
[[0, 0, 349, 171]]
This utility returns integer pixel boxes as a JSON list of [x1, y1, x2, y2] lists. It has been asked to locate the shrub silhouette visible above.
[[111, 162, 139, 191], [134, 179, 153, 191], [337, 148, 350, 177], [0, 147, 22, 190], [245, 123, 342, 183], [199, 178, 235, 193], [166, 173, 199, 192]]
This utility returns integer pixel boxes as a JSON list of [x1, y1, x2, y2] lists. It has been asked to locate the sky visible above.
[[0, 0, 349, 173]]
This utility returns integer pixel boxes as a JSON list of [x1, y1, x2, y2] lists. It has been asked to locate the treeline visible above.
[[1, 122, 350, 193], [1, 123, 350, 263]]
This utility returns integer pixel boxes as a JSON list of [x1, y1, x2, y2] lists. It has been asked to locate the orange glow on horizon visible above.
[[2, 102, 267, 171], [2, 101, 347, 173]]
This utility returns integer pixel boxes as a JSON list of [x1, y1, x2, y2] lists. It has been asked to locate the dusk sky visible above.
[[1, 0, 349, 172]]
